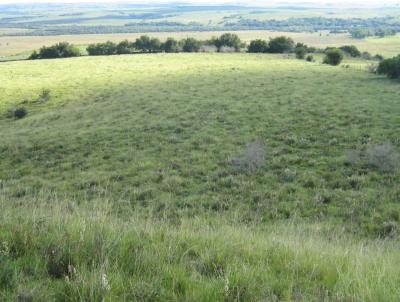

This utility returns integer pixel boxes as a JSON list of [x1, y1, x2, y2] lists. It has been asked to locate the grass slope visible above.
[[0, 53, 400, 301]]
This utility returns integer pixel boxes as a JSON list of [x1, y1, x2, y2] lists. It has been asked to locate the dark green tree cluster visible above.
[[29, 34, 246, 59], [323, 48, 344, 66], [86, 34, 244, 56], [247, 37, 316, 60], [339, 45, 361, 57], [29, 42, 81, 60], [378, 55, 400, 79], [247, 36, 295, 54]]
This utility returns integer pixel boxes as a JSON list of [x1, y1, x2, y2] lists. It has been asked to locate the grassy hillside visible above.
[[1, 53, 400, 301]]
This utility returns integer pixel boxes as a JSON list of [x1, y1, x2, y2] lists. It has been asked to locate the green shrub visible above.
[[180, 38, 201, 53], [295, 46, 307, 59], [378, 55, 400, 79], [211, 33, 242, 52], [323, 48, 344, 66], [162, 37, 180, 53], [30, 42, 80, 59], [268, 36, 295, 53], [134, 35, 161, 53], [11, 107, 28, 119], [248, 39, 269, 53], [339, 45, 361, 57], [306, 55, 314, 62], [116, 40, 135, 54], [87, 41, 117, 56]]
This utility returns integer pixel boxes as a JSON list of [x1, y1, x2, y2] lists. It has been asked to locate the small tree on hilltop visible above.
[[323, 48, 344, 66]]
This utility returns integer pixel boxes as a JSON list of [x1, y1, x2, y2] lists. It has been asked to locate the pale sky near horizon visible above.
[[0, 0, 399, 6]]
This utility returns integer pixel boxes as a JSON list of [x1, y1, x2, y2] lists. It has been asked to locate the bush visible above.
[[231, 141, 265, 174], [116, 40, 134, 54], [306, 55, 314, 62], [295, 46, 307, 59], [87, 41, 117, 56], [361, 51, 373, 60], [181, 38, 201, 53], [30, 42, 80, 60], [212, 33, 242, 52], [346, 144, 400, 173], [162, 37, 180, 53], [11, 108, 28, 119], [248, 39, 269, 53], [339, 45, 361, 57], [377, 55, 400, 79], [268, 36, 295, 53], [134, 35, 161, 53], [323, 48, 344, 66]]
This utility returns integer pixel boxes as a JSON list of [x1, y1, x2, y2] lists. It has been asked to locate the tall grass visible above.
[[1, 197, 399, 301]]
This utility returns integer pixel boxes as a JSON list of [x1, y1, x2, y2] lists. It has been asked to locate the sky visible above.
[[0, 0, 399, 6]]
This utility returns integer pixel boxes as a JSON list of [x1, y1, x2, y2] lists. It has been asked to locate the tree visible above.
[[339, 45, 361, 57], [248, 39, 269, 53], [268, 36, 295, 53], [149, 38, 162, 53], [213, 33, 242, 52], [116, 40, 134, 54], [162, 37, 180, 53], [181, 38, 201, 53], [134, 35, 151, 52], [30, 42, 80, 59], [323, 48, 344, 66], [134, 36, 161, 53], [87, 41, 117, 56], [295, 46, 307, 59], [377, 55, 400, 79]]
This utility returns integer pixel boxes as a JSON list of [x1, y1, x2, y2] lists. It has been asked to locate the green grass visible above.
[[1, 198, 400, 301], [1, 53, 400, 300]]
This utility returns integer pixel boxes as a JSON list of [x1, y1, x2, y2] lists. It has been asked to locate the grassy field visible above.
[[1, 31, 400, 60], [1, 53, 400, 300]]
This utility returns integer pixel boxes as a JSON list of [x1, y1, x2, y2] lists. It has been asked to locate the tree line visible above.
[[27, 33, 399, 79]]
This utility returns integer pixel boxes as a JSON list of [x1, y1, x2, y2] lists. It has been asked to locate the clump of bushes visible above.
[[306, 55, 314, 62], [295, 45, 307, 59], [339, 45, 361, 57], [248, 39, 269, 53], [210, 33, 244, 52], [231, 141, 265, 174], [87, 41, 119, 56], [377, 55, 400, 79], [323, 48, 344, 66], [247, 38, 317, 58], [346, 143, 400, 173], [29, 42, 80, 60], [6, 107, 28, 119]]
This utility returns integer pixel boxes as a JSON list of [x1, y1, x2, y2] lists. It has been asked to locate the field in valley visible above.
[[1, 53, 400, 301]]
